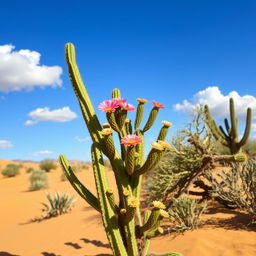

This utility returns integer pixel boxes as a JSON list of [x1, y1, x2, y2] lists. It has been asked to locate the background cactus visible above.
[[59, 43, 180, 256], [204, 98, 252, 154]]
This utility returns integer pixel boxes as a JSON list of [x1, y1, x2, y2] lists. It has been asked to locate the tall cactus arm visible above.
[[224, 118, 231, 135], [219, 125, 230, 141], [204, 105, 229, 146], [229, 98, 239, 140], [91, 143, 128, 256], [59, 154, 100, 212], [65, 43, 103, 144], [238, 107, 252, 148]]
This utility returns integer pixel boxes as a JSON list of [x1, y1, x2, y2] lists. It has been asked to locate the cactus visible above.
[[204, 98, 252, 154], [59, 43, 178, 256]]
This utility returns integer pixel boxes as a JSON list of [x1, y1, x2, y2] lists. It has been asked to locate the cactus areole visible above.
[[59, 43, 182, 256]]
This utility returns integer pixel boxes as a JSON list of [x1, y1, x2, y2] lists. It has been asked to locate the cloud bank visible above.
[[0, 140, 13, 149], [0, 44, 62, 92], [25, 107, 78, 125], [32, 150, 54, 157], [174, 86, 256, 120]]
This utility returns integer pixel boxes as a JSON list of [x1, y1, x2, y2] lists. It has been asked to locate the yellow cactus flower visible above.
[[123, 189, 130, 197], [151, 142, 164, 151], [102, 123, 111, 128], [101, 128, 113, 136], [120, 208, 127, 214], [128, 197, 139, 208], [137, 98, 148, 103], [159, 209, 169, 218], [152, 201, 166, 209], [157, 140, 172, 150], [161, 120, 172, 127], [157, 227, 164, 234]]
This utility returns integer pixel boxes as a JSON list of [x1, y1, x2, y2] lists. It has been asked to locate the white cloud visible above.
[[174, 86, 256, 120], [0, 44, 62, 92], [75, 136, 91, 142], [251, 124, 256, 132], [26, 106, 77, 124], [32, 150, 54, 157], [0, 140, 13, 149], [24, 120, 38, 126]]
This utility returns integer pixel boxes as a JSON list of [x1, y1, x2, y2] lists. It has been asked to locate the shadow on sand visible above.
[[0, 252, 20, 256], [41, 252, 61, 256], [80, 238, 110, 249]]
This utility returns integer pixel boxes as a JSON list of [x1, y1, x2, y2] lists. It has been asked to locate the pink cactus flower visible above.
[[152, 101, 165, 109], [121, 134, 142, 146], [112, 98, 127, 104], [98, 99, 119, 113], [119, 103, 135, 111]]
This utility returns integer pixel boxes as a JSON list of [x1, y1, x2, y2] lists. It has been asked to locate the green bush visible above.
[[1, 164, 21, 177], [41, 192, 76, 218], [26, 167, 34, 173], [39, 159, 57, 172], [207, 159, 256, 224], [168, 195, 208, 232], [29, 169, 48, 191], [144, 106, 217, 204]]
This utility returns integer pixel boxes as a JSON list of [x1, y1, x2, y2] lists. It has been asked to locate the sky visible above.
[[1, 0, 256, 161]]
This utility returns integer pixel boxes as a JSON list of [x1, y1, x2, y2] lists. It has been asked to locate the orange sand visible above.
[[0, 160, 255, 256]]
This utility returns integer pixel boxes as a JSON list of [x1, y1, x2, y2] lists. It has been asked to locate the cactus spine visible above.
[[60, 43, 178, 256], [204, 98, 252, 154]]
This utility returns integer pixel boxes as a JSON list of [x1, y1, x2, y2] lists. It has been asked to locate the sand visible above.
[[0, 159, 255, 256]]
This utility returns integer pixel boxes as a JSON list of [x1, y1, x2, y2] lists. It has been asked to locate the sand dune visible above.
[[0, 160, 255, 256]]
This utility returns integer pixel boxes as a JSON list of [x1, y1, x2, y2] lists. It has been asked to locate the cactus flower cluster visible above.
[[59, 43, 182, 256]]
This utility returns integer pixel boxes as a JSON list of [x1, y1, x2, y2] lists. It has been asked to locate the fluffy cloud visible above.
[[0, 44, 62, 92], [32, 150, 54, 157], [251, 124, 256, 132], [25, 107, 77, 124], [0, 140, 13, 149], [75, 136, 91, 142], [174, 86, 256, 120]]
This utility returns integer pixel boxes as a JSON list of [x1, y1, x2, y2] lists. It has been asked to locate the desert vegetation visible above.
[[41, 192, 77, 218], [28, 169, 48, 191], [39, 159, 57, 172], [1, 163, 21, 177]]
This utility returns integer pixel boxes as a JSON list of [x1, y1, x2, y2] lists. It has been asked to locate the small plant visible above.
[[26, 167, 34, 173], [29, 169, 48, 191], [41, 192, 76, 218], [39, 159, 57, 172], [168, 195, 208, 232], [1, 164, 21, 177], [208, 159, 256, 224]]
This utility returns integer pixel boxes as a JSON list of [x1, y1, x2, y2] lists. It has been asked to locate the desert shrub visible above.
[[26, 167, 34, 173], [144, 106, 215, 203], [81, 162, 90, 170], [39, 159, 57, 172], [168, 195, 208, 232], [41, 192, 76, 218], [1, 164, 21, 177], [29, 169, 48, 191], [207, 159, 256, 224]]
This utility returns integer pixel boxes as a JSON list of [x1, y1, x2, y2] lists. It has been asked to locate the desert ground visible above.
[[0, 159, 256, 256]]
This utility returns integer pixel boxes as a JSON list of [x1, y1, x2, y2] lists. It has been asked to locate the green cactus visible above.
[[204, 98, 252, 154], [59, 43, 177, 256]]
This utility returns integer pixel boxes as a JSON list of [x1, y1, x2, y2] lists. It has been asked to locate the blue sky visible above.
[[1, 0, 256, 161]]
